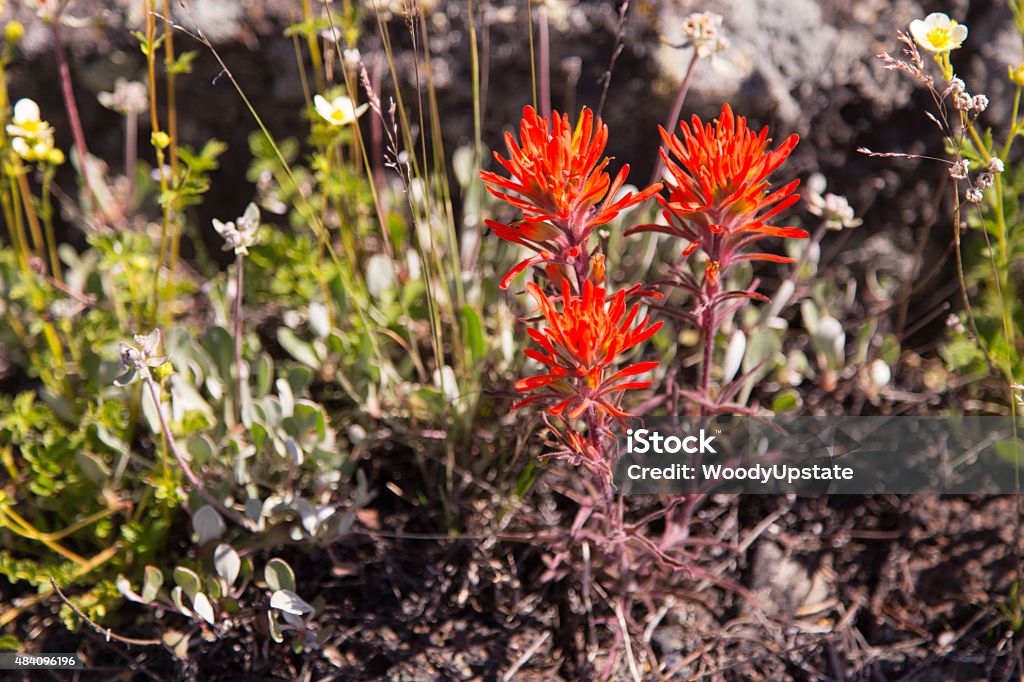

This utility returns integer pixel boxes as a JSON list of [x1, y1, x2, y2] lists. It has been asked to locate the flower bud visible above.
[[151, 131, 170, 149], [5, 20, 24, 44]]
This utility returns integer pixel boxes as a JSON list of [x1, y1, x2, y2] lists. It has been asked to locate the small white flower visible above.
[[977, 172, 994, 190], [213, 203, 261, 255], [314, 94, 368, 127], [679, 12, 728, 58], [98, 78, 149, 116], [910, 13, 967, 54], [971, 94, 989, 112], [342, 48, 362, 70], [6, 98, 56, 162], [948, 159, 969, 180], [965, 187, 984, 203], [988, 157, 1004, 173], [805, 174, 861, 230], [954, 91, 973, 111]]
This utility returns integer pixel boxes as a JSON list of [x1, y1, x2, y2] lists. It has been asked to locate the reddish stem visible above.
[[52, 21, 104, 229]]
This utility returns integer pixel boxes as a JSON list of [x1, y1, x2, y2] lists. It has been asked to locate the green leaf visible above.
[[460, 305, 486, 364], [214, 544, 241, 588], [270, 589, 313, 615], [277, 328, 322, 369], [771, 389, 802, 414], [0, 634, 22, 651], [255, 353, 274, 398], [162, 630, 190, 659], [268, 612, 284, 643], [995, 438, 1024, 466], [173, 567, 202, 600], [264, 558, 295, 593], [191, 592, 216, 625], [142, 566, 163, 603], [187, 434, 217, 467], [171, 586, 191, 616], [192, 505, 225, 545], [75, 451, 110, 484], [167, 50, 198, 75]]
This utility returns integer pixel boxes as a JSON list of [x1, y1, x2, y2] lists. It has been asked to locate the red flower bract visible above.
[[481, 105, 661, 289], [628, 104, 805, 272], [514, 279, 662, 421]]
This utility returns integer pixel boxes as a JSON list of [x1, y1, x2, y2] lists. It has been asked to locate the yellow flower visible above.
[[1010, 64, 1024, 86], [313, 94, 368, 127], [910, 13, 967, 54]]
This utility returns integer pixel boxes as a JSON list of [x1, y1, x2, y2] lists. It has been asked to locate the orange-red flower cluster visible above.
[[481, 106, 661, 289], [514, 280, 662, 422], [629, 104, 805, 283]]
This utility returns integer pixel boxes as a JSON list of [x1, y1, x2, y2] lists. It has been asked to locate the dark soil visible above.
[[8, 484, 1022, 681]]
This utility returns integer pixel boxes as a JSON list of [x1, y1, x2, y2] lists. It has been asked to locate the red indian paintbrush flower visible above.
[[514, 279, 662, 421], [629, 104, 805, 283], [481, 105, 662, 289]]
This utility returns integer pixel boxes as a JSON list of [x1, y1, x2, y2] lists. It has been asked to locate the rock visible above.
[[748, 540, 832, 617]]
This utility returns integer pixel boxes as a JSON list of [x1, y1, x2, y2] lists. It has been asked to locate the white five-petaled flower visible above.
[[910, 13, 967, 54], [213, 203, 261, 255], [314, 94, 368, 127], [6, 98, 57, 162]]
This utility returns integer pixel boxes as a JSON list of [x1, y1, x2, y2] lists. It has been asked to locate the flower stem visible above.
[[650, 50, 701, 185], [52, 20, 104, 229], [143, 373, 254, 531], [233, 252, 245, 423], [538, 5, 551, 118]]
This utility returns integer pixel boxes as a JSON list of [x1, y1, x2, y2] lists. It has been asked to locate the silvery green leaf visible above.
[[191, 592, 216, 625], [451, 145, 474, 188], [142, 566, 163, 603], [163, 629, 191, 660], [171, 586, 192, 617], [214, 544, 241, 588], [170, 375, 214, 424], [268, 612, 284, 643], [192, 505, 225, 545], [187, 434, 217, 466], [277, 328, 321, 369], [141, 386, 162, 435], [365, 253, 395, 298], [800, 299, 820, 335], [308, 302, 330, 339], [722, 330, 746, 383], [173, 566, 202, 600], [285, 437, 303, 466], [255, 353, 273, 398], [244, 498, 264, 529], [264, 558, 295, 593], [295, 498, 332, 536], [270, 589, 313, 616], [114, 368, 137, 386], [116, 574, 144, 603], [811, 315, 846, 369], [276, 378, 294, 417], [75, 451, 110, 484], [282, 611, 306, 629]]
